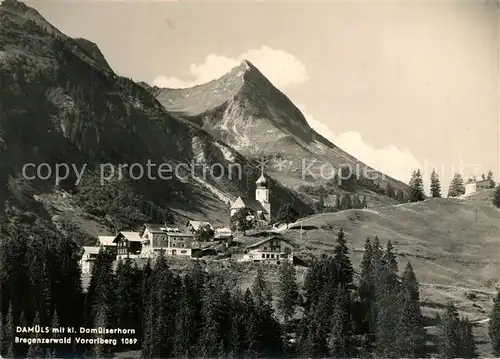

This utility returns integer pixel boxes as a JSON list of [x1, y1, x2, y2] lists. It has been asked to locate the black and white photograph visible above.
[[0, 0, 499, 357]]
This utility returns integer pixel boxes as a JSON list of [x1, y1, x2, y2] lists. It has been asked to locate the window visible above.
[[270, 254, 275, 259], [262, 254, 265, 258], [181, 250, 187, 254]]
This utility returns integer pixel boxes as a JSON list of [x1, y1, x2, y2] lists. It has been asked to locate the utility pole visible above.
[[299, 220, 303, 241]]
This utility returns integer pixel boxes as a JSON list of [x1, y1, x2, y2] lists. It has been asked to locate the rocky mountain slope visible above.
[[153, 61, 411, 206], [0, 0, 313, 241]]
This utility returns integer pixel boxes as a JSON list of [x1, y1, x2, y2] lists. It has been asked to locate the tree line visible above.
[[0, 204, 482, 358], [408, 169, 498, 203]]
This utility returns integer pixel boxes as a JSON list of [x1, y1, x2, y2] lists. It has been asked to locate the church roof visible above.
[[230, 196, 268, 214]]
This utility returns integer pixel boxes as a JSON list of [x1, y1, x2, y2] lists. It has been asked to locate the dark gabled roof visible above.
[[231, 196, 268, 214], [112, 232, 143, 243], [245, 235, 289, 249]]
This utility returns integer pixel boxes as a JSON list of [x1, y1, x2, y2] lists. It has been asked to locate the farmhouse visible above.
[[186, 220, 213, 233], [465, 179, 493, 195], [113, 232, 142, 260], [231, 171, 271, 223], [79, 246, 100, 274], [98, 235, 117, 255], [237, 236, 293, 263], [140, 223, 197, 258]]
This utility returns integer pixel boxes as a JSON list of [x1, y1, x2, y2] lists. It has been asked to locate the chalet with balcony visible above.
[[98, 235, 117, 256], [113, 231, 142, 260], [237, 236, 293, 263]]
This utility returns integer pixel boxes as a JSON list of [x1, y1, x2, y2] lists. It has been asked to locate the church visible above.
[[230, 171, 271, 223]]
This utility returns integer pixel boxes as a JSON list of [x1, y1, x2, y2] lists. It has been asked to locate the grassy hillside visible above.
[[284, 194, 500, 319]]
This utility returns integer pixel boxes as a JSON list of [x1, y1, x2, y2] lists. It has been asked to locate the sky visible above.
[[27, 0, 500, 193]]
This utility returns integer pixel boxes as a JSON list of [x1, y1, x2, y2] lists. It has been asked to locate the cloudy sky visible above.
[[28, 0, 500, 192]]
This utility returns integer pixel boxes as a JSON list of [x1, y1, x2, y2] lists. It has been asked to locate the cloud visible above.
[[153, 46, 309, 89], [296, 104, 422, 185]]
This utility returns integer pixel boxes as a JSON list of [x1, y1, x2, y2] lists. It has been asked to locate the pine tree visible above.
[[356, 238, 374, 340], [448, 173, 466, 197], [394, 262, 426, 358], [93, 303, 112, 358], [277, 260, 299, 326], [382, 241, 398, 275], [489, 289, 500, 355], [458, 317, 477, 358], [492, 184, 500, 208], [430, 169, 442, 198], [374, 242, 400, 358], [362, 195, 368, 209], [327, 283, 354, 358], [409, 170, 426, 202], [438, 302, 460, 359], [334, 228, 354, 288], [4, 303, 14, 358], [26, 312, 43, 359]]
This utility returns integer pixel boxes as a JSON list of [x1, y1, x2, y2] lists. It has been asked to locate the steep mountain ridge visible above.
[[154, 60, 410, 205], [0, 0, 313, 238]]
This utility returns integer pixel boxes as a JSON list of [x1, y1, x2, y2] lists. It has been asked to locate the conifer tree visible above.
[[458, 317, 476, 358], [382, 241, 398, 275], [395, 262, 425, 358], [409, 170, 426, 202], [374, 242, 400, 358], [489, 289, 500, 355], [356, 238, 374, 339], [430, 169, 442, 198], [4, 303, 14, 358], [327, 283, 354, 358], [277, 260, 299, 326], [93, 303, 112, 358], [448, 173, 466, 197], [198, 275, 225, 358], [492, 184, 500, 209], [251, 266, 283, 357], [26, 312, 43, 359], [438, 302, 460, 359], [334, 228, 354, 288]]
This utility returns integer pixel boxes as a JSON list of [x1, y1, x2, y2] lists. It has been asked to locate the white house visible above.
[[465, 179, 492, 195], [236, 236, 293, 263], [140, 223, 197, 258], [231, 171, 271, 222], [79, 246, 100, 274], [214, 227, 233, 241]]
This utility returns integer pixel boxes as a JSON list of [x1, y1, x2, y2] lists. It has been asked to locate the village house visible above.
[[113, 231, 143, 260], [98, 235, 117, 255], [186, 220, 214, 233], [140, 223, 198, 258], [230, 171, 271, 223], [465, 178, 493, 195], [214, 227, 233, 241], [79, 246, 100, 274], [236, 236, 293, 263]]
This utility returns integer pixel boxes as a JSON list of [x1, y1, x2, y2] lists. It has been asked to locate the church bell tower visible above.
[[255, 168, 271, 221]]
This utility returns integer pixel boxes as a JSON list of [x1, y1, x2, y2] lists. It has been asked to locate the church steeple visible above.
[[255, 168, 270, 221], [256, 166, 268, 188]]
